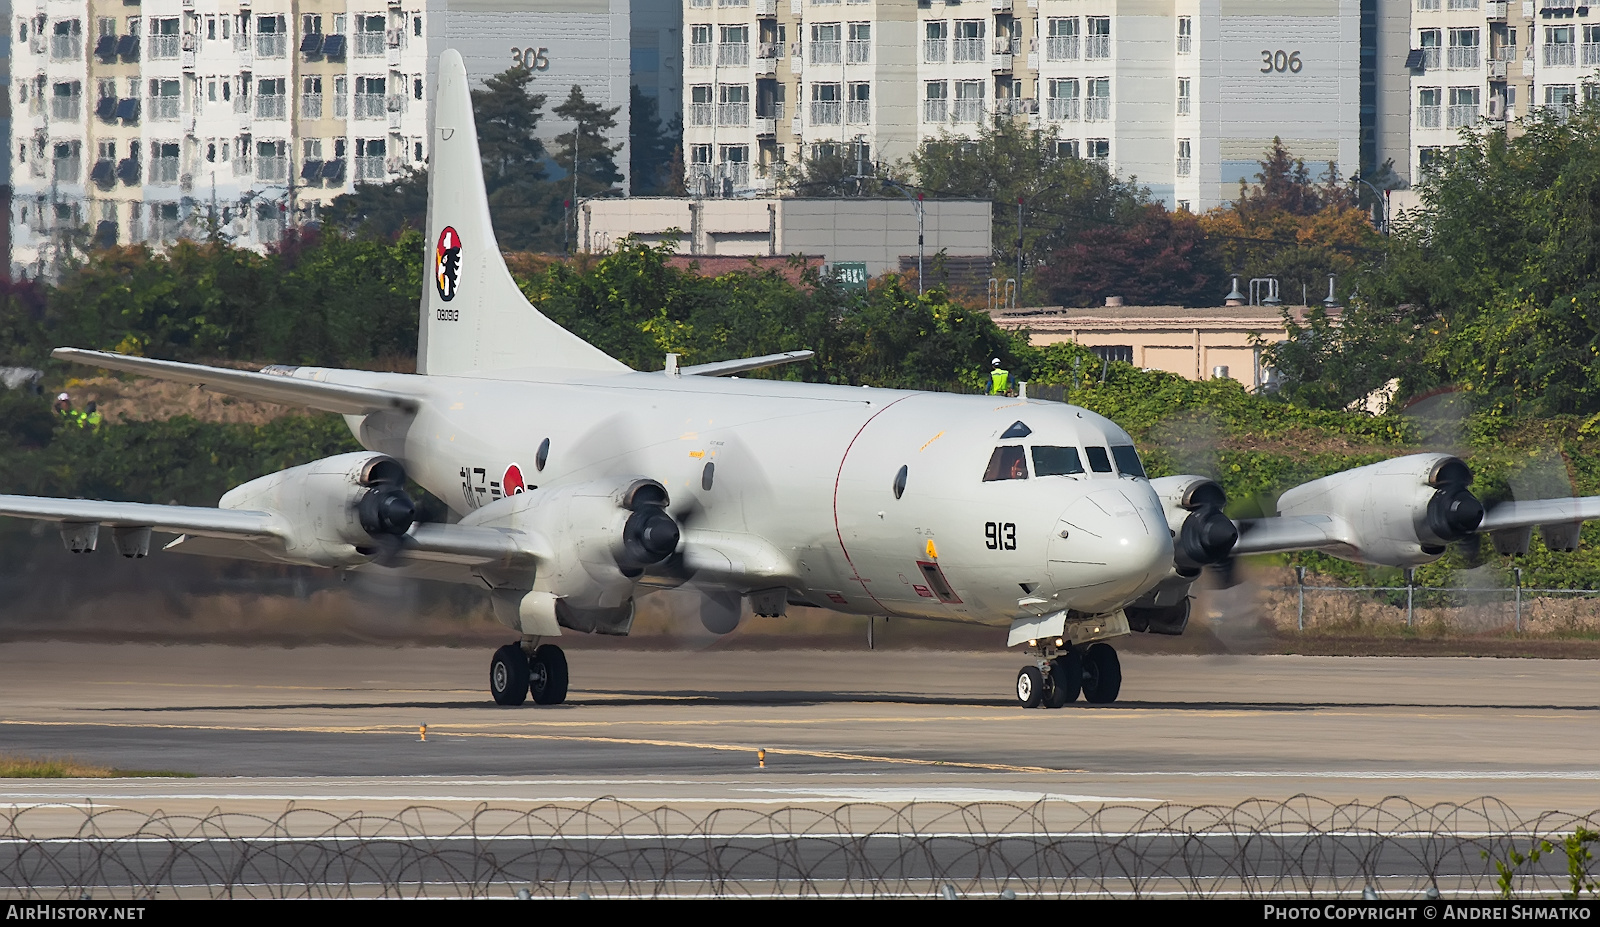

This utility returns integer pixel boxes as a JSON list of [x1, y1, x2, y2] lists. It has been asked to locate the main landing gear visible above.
[[490, 642, 569, 706], [1016, 641, 1121, 708]]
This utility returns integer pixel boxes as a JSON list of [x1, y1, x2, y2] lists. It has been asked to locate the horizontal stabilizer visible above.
[[52, 349, 419, 416], [681, 350, 815, 377]]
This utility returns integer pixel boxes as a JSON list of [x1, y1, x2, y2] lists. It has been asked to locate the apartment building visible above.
[[1406, 0, 1599, 180], [10, 0, 633, 278], [684, 0, 1374, 211]]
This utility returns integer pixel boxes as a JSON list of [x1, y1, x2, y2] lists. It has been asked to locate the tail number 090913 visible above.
[[985, 522, 1017, 551], [1260, 50, 1302, 73]]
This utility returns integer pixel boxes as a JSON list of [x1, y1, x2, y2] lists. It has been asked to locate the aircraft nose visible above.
[[1046, 484, 1174, 614]]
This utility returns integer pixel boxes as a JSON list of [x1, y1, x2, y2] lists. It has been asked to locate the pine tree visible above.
[[628, 86, 680, 196], [552, 85, 624, 199]]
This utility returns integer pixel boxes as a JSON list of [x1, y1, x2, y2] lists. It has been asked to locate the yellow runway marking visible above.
[[0, 720, 1076, 775]]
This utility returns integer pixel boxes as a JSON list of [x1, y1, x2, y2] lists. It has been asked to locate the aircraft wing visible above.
[[681, 350, 815, 377], [1478, 497, 1600, 531], [52, 348, 419, 416], [1230, 515, 1350, 557], [0, 495, 282, 540]]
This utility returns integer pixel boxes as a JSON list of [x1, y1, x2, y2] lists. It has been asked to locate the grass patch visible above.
[[0, 755, 195, 778]]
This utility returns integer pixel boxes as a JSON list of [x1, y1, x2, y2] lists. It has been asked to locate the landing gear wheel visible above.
[[490, 644, 530, 706], [530, 644, 569, 705], [1082, 642, 1122, 704], [1016, 665, 1045, 708], [1048, 651, 1084, 707]]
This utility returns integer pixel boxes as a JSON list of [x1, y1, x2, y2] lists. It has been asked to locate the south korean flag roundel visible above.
[[435, 226, 462, 302]]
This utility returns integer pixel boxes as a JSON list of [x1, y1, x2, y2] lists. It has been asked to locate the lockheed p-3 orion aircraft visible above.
[[5, 51, 1600, 709]]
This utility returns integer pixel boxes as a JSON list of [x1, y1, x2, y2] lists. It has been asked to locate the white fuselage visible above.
[[315, 366, 1176, 628]]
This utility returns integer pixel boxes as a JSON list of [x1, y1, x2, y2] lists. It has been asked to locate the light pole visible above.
[[570, 118, 582, 254], [877, 177, 925, 295], [1349, 173, 1389, 235]]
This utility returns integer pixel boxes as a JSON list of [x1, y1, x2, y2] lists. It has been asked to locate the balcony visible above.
[[990, 0, 1012, 9], [354, 93, 386, 119], [255, 94, 285, 119], [1176, 157, 1191, 177], [811, 41, 841, 65], [1045, 36, 1078, 61], [1486, 0, 1507, 17], [720, 162, 750, 189], [754, 56, 776, 75], [846, 39, 870, 64], [1416, 105, 1441, 128], [845, 100, 869, 123], [233, 33, 253, 65], [923, 39, 946, 63], [718, 43, 749, 67], [355, 32, 386, 57], [758, 41, 780, 58], [1046, 97, 1079, 121], [1544, 43, 1576, 67], [151, 34, 180, 59], [257, 32, 287, 58], [151, 96, 180, 120], [1420, 47, 1440, 69], [754, 116, 776, 135], [1447, 0, 1479, 7], [952, 98, 983, 122], [953, 37, 985, 62], [1489, 60, 1507, 78], [756, 0, 777, 14], [1177, 96, 1191, 116], [150, 158, 179, 186], [1584, 43, 1600, 65], [50, 35, 83, 60], [302, 93, 323, 119], [1085, 35, 1110, 59], [257, 154, 288, 183], [1177, 34, 1192, 54], [51, 96, 83, 122], [1446, 103, 1480, 127], [1446, 46, 1480, 69], [922, 99, 947, 122], [1545, 102, 1573, 121], [718, 102, 749, 125], [990, 53, 1013, 72], [356, 156, 386, 182], [690, 44, 711, 68], [810, 100, 841, 124], [690, 102, 713, 126], [1085, 97, 1109, 121]]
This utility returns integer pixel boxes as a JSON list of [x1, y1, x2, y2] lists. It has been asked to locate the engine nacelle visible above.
[[1275, 453, 1483, 567], [220, 452, 416, 567], [463, 477, 680, 635], [1149, 475, 1239, 575]]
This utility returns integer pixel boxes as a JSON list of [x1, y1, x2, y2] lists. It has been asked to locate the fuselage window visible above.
[[1111, 445, 1146, 478], [1031, 446, 1085, 476], [1085, 446, 1113, 473], [982, 446, 1029, 481]]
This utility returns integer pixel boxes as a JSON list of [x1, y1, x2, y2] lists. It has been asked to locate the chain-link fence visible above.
[[1261, 574, 1600, 636], [3, 797, 1595, 899]]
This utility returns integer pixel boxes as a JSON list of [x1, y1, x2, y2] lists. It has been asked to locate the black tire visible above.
[[490, 644, 530, 706], [1082, 642, 1122, 704], [530, 644, 569, 705], [1049, 651, 1084, 707], [1015, 665, 1044, 708]]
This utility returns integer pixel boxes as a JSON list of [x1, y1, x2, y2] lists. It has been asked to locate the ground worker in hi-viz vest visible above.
[[989, 358, 1011, 396], [84, 400, 103, 430]]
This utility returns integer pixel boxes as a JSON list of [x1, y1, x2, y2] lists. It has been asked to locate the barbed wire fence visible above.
[[2, 797, 1596, 899]]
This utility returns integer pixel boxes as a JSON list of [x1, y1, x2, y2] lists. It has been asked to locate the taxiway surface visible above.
[[0, 643, 1595, 817]]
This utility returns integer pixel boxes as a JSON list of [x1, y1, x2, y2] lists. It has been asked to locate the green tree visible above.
[[909, 119, 1148, 295], [322, 168, 429, 237], [552, 85, 624, 199], [1036, 204, 1226, 308]]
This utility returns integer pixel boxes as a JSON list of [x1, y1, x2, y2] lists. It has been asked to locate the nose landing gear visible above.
[[1015, 641, 1119, 708]]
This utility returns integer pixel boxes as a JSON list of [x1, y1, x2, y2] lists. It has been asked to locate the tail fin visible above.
[[420, 49, 628, 377]]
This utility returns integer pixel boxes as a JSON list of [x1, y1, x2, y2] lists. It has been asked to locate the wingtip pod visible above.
[[420, 49, 627, 378]]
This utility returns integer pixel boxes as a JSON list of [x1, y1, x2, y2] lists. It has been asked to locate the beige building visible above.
[[995, 302, 1314, 391], [579, 195, 990, 276]]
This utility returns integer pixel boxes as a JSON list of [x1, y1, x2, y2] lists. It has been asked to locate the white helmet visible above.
[[991, 358, 1002, 367], [57, 392, 69, 401]]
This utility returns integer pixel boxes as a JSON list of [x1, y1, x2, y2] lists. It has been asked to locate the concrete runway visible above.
[[1, 642, 1597, 818]]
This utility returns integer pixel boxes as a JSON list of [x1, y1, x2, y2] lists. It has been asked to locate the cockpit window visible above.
[[1031, 446, 1085, 476], [1111, 445, 1146, 478], [1085, 446, 1113, 473], [982, 446, 1030, 481]]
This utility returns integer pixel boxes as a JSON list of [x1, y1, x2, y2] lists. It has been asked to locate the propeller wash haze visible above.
[[6, 50, 1600, 708]]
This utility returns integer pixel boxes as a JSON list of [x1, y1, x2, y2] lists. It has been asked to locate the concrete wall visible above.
[[581, 195, 992, 276]]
